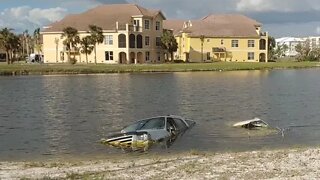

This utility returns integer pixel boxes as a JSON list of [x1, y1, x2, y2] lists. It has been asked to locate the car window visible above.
[[174, 118, 187, 130], [140, 117, 165, 130], [167, 117, 177, 131]]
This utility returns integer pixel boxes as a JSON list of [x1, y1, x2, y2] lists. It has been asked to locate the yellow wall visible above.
[[175, 33, 268, 63]]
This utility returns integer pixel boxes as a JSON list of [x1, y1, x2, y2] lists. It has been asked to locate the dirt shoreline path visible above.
[[1, 148, 320, 179]]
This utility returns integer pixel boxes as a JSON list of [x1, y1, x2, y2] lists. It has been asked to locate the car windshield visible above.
[[140, 117, 165, 130], [122, 119, 148, 132]]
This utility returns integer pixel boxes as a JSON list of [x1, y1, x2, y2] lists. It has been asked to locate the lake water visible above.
[[1, 69, 320, 160]]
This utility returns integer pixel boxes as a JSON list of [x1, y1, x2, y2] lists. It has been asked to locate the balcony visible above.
[[128, 25, 142, 32], [118, 25, 127, 31], [117, 24, 142, 32], [260, 32, 267, 36], [212, 47, 226, 52]]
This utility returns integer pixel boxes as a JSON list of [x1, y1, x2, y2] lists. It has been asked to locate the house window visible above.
[[207, 52, 211, 60], [248, 40, 255, 47], [232, 40, 239, 47], [156, 37, 161, 47], [144, 20, 150, 30], [104, 35, 113, 45], [156, 21, 160, 31], [129, 34, 135, 48], [105, 51, 113, 61], [137, 34, 143, 49], [157, 52, 161, 61], [221, 39, 224, 45], [145, 36, 150, 46], [248, 52, 254, 60], [118, 34, 126, 48], [133, 20, 140, 32], [146, 51, 150, 61]]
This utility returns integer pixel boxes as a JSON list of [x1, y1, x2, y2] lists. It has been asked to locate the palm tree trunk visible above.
[[201, 42, 203, 62], [86, 53, 88, 64], [56, 45, 58, 62], [26, 38, 29, 58], [94, 45, 97, 64], [68, 50, 71, 63], [6, 51, 9, 65], [171, 52, 174, 62]]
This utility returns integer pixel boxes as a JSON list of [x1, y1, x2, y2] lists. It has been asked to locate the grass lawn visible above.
[[0, 61, 319, 75]]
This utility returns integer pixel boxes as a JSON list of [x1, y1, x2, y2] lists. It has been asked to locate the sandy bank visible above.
[[1, 148, 320, 179]]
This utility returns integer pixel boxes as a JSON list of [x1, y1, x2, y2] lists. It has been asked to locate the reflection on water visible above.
[[0, 69, 320, 160]]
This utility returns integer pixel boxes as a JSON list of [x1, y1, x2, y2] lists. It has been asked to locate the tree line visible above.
[[60, 25, 104, 64], [0, 28, 41, 64]]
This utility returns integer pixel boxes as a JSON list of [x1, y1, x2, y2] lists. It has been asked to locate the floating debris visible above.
[[233, 117, 269, 129]]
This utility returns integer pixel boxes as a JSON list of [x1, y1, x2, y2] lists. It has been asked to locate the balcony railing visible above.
[[128, 25, 142, 32], [118, 25, 127, 31], [260, 32, 267, 36], [212, 47, 226, 52]]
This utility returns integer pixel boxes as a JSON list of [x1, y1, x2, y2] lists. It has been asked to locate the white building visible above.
[[308, 36, 320, 49], [276, 36, 320, 57], [275, 37, 305, 57]]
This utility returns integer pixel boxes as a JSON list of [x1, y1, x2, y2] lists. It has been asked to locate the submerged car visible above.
[[101, 115, 195, 151], [233, 117, 269, 129]]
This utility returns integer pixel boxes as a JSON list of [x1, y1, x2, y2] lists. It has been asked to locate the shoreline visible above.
[[1, 147, 320, 179], [0, 62, 320, 76]]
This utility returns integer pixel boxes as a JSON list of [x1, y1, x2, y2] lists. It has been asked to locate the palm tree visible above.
[[33, 28, 42, 55], [161, 30, 178, 62], [61, 26, 80, 63], [88, 25, 104, 64], [0, 28, 15, 64], [80, 36, 94, 64], [10, 35, 21, 63], [23, 30, 31, 59]]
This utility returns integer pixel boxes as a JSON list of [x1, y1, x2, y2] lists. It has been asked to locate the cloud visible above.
[[127, 0, 236, 19], [264, 21, 320, 38], [2, 0, 320, 37], [0, 6, 67, 32], [94, 0, 128, 4], [246, 11, 320, 24], [316, 26, 320, 35], [236, 0, 320, 12]]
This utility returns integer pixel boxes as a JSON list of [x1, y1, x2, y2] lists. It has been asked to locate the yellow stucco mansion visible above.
[[164, 15, 269, 62], [42, 4, 269, 64], [42, 4, 165, 64]]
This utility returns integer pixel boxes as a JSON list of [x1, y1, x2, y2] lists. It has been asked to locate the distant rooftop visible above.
[[164, 14, 262, 38], [276, 37, 305, 43]]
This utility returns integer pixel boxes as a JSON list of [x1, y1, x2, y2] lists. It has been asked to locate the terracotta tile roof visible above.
[[164, 14, 262, 38], [43, 4, 164, 32], [163, 19, 185, 35]]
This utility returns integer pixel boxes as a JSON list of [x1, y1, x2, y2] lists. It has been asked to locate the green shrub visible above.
[[173, 59, 185, 63], [69, 57, 77, 65]]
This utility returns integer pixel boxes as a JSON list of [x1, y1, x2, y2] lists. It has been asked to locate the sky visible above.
[[1, 0, 320, 38]]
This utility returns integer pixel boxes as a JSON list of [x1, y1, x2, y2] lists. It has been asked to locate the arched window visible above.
[[259, 39, 266, 50], [137, 34, 143, 49], [118, 34, 126, 48], [129, 34, 135, 48]]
